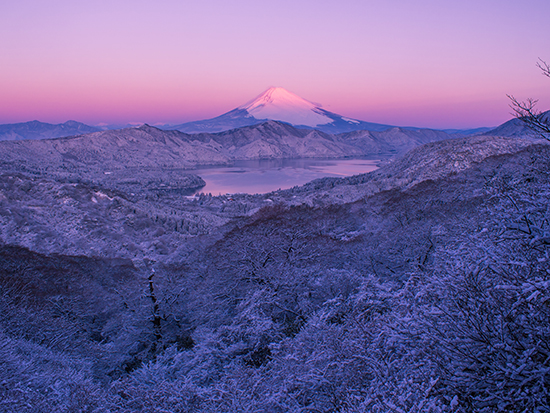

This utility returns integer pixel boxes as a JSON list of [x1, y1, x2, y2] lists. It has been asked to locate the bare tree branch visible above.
[[507, 59, 550, 141], [507, 95, 550, 141], [536, 58, 550, 78]]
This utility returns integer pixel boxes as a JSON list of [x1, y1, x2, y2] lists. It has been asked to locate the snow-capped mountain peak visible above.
[[239, 87, 333, 127], [169, 87, 396, 134]]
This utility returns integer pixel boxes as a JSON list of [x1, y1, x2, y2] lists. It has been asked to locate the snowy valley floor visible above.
[[1, 135, 549, 412]]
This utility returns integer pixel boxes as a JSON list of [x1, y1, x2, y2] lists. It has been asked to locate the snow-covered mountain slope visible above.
[[169, 87, 395, 134], [238, 87, 333, 127], [483, 109, 549, 137], [483, 118, 531, 137], [0, 122, 455, 179], [0, 125, 229, 170], [208, 121, 363, 159], [0, 120, 100, 141], [337, 127, 454, 155]]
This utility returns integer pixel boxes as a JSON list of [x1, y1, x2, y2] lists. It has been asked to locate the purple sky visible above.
[[1, 0, 550, 129]]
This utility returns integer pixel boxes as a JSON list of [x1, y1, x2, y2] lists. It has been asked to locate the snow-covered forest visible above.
[[1, 127, 549, 412]]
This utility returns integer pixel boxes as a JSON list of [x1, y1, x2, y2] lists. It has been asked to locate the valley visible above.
[[1, 116, 548, 411]]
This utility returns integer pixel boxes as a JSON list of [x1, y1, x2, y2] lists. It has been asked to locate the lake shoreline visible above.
[[190, 156, 390, 195]]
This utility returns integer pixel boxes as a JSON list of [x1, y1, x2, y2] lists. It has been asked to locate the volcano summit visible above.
[[169, 87, 394, 134]]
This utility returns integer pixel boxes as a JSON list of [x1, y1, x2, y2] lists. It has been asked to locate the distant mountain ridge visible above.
[[0, 121, 461, 182], [0, 120, 100, 141], [3, 88, 540, 141]]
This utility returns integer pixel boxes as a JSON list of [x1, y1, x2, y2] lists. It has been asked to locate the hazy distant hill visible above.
[[483, 110, 550, 137], [483, 117, 531, 137], [337, 127, 455, 155], [442, 126, 492, 135], [0, 120, 100, 140]]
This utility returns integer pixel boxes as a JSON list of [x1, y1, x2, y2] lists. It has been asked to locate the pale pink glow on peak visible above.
[[240, 87, 333, 127], [1, 0, 550, 128]]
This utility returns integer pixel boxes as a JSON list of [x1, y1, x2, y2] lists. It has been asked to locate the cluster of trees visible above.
[[3, 140, 549, 411]]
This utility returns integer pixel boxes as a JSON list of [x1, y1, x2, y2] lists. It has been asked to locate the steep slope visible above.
[[0, 120, 101, 140], [170, 87, 395, 134]]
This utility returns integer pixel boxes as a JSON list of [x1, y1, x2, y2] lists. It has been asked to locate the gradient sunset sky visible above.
[[1, 0, 550, 129]]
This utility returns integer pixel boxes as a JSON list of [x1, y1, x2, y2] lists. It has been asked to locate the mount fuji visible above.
[[169, 87, 395, 134]]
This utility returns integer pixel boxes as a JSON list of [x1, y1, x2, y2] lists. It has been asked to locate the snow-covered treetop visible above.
[[239, 87, 333, 127]]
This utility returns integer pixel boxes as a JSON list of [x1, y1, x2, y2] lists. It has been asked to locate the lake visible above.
[[190, 157, 383, 195]]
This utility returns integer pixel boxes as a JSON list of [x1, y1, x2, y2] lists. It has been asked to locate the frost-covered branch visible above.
[[508, 58, 550, 141], [537, 57, 550, 78]]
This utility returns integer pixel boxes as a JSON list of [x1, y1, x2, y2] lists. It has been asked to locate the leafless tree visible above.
[[508, 58, 550, 141]]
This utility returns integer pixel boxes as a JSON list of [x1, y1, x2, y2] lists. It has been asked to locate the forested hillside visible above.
[[1, 135, 549, 412]]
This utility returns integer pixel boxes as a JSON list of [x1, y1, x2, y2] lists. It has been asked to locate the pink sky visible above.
[[1, 0, 550, 129]]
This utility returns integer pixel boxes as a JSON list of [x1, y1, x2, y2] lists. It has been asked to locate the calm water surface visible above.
[[191, 157, 384, 195]]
